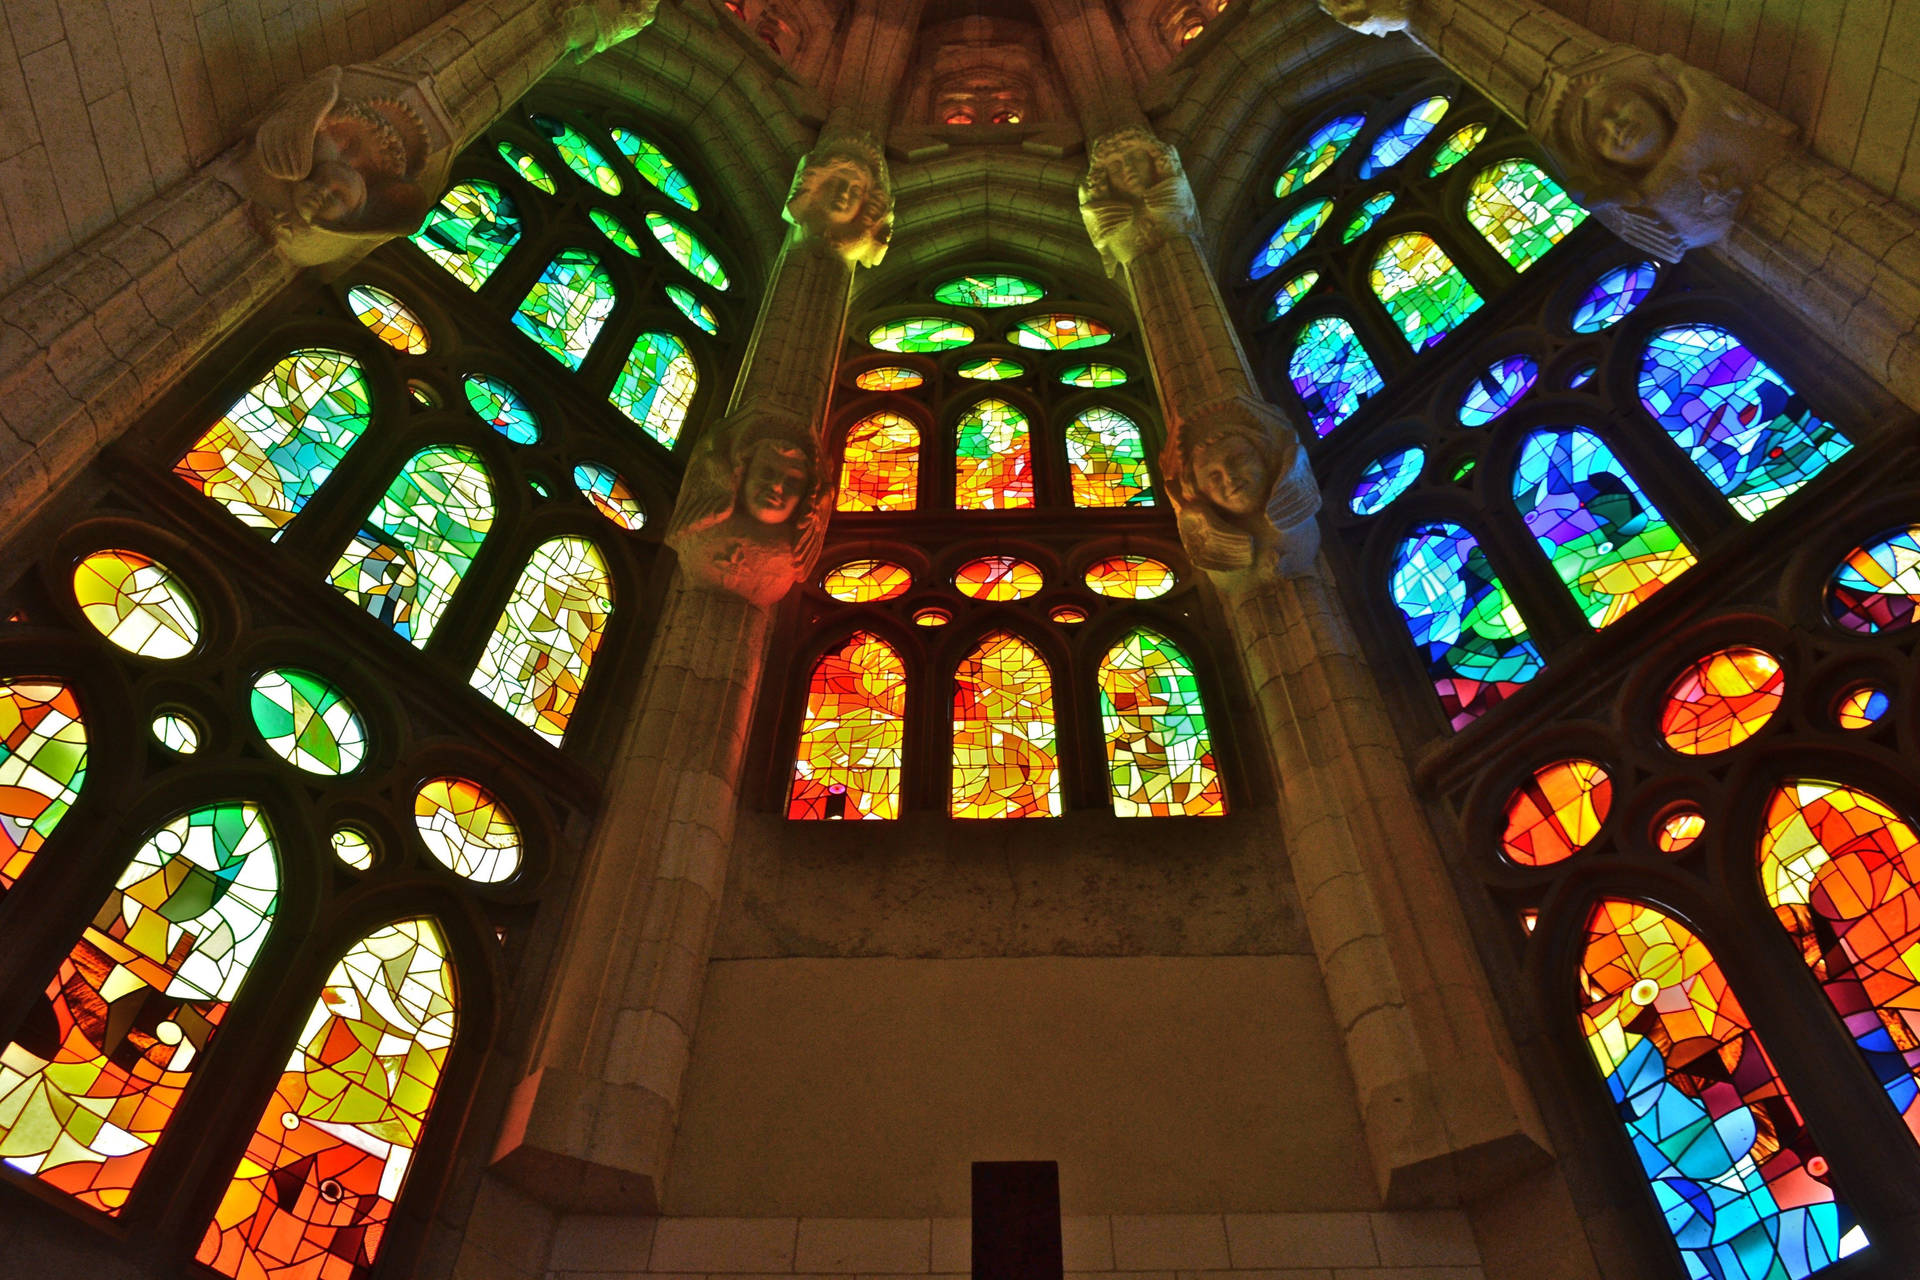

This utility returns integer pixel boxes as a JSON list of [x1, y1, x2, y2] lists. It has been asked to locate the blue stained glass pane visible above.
[[1274, 114, 1367, 197], [462, 375, 540, 445], [1572, 261, 1661, 333], [1568, 364, 1598, 389], [1266, 271, 1320, 322], [1342, 193, 1397, 244], [1350, 447, 1424, 515], [1391, 523, 1544, 729], [1459, 355, 1539, 426], [1249, 199, 1333, 281], [1637, 324, 1853, 521], [1290, 316, 1384, 436], [1359, 95, 1450, 178]]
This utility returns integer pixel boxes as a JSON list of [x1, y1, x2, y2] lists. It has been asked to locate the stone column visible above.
[[1081, 130, 1550, 1206], [489, 137, 894, 1212], [1320, 0, 1920, 413], [0, 0, 660, 534]]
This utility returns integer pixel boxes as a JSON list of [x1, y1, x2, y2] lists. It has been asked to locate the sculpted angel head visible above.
[[1162, 400, 1322, 582], [784, 136, 894, 266], [667, 409, 830, 604]]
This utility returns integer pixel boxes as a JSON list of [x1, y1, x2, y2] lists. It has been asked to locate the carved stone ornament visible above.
[[1160, 395, 1322, 584], [782, 134, 895, 268], [1534, 45, 1796, 260], [552, 0, 664, 60], [1078, 127, 1200, 276], [236, 64, 455, 269], [666, 401, 832, 605], [1315, 0, 1413, 38]]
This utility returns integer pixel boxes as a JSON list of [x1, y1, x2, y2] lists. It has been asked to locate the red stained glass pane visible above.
[[1659, 647, 1784, 755], [838, 412, 919, 512], [789, 633, 905, 820], [1501, 758, 1611, 865], [951, 632, 1059, 819]]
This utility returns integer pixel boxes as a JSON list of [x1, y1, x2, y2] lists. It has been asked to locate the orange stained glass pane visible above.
[[1084, 556, 1176, 599], [0, 680, 87, 897], [954, 399, 1033, 510], [951, 632, 1060, 819], [838, 412, 920, 512], [1657, 807, 1706, 853], [1835, 685, 1891, 729], [1660, 646, 1785, 755], [854, 366, 924, 392], [1501, 758, 1611, 865], [414, 777, 523, 883], [822, 559, 913, 602], [954, 556, 1044, 601], [788, 632, 906, 820], [345, 285, 429, 354]]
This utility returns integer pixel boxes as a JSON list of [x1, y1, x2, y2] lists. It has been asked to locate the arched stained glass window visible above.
[[1291, 316, 1384, 436], [952, 631, 1060, 819], [1391, 523, 1543, 728], [0, 679, 86, 895], [1370, 233, 1482, 349], [1064, 407, 1153, 507], [1465, 160, 1587, 271], [198, 917, 457, 1280], [329, 445, 495, 646], [955, 399, 1034, 509], [175, 349, 373, 536], [410, 182, 521, 290], [1578, 900, 1857, 1278], [470, 535, 612, 744], [838, 412, 919, 511], [512, 249, 616, 369], [1638, 325, 1853, 521], [610, 332, 698, 447], [788, 632, 906, 820], [1099, 630, 1223, 817], [0, 801, 278, 1211], [1512, 428, 1695, 628]]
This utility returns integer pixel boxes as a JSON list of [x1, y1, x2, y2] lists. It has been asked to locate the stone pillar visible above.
[[489, 137, 894, 1211], [0, 0, 660, 534], [1081, 129, 1550, 1205], [1320, 0, 1920, 413]]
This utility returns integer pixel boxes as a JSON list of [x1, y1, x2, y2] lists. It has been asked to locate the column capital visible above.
[[1077, 126, 1199, 276], [1162, 394, 1321, 585], [782, 132, 895, 267]]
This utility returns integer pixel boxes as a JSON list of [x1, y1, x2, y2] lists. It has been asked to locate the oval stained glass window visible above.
[[589, 208, 643, 256], [250, 669, 367, 775], [957, 357, 1025, 381], [572, 462, 647, 531], [1659, 646, 1785, 755], [1266, 270, 1320, 321], [346, 286, 429, 354], [869, 317, 974, 352], [1061, 363, 1128, 388], [955, 557, 1044, 601], [1501, 758, 1611, 866], [1359, 95, 1450, 177], [1085, 556, 1176, 599], [1828, 526, 1920, 633], [1572, 261, 1660, 332], [497, 141, 555, 193], [330, 826, 374, 869], [530, 114, 621, 194], [1350, 447, 1424, 515], [151, 710, 199, 754], [1459, 355, 1539, 426], [1656, 806, 1705, 853], [1836, 685, 1891, 729], [1274, 114, 1366, 197], [1249, 199, 1333, 280], [609, 127, 699, 209], [823, 559, 913, 602], [414, 777, 522, 883], [1342, 192, 1396, 243], [463, 374, 540, 445], [1568, 364, 1597, 389], [854, 366, 924, 391], [1007, 314, 1112, 350], [665, 286, 718, 335], [73, 550, 200, 659], [934, 274, 1045, 307], [1428, 122, 1487, 176], [645, 212, 729, 290]]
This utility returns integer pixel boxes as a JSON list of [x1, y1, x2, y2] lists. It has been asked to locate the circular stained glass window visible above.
[[415, 776, 522, 883], [346, 285, 429, 354], [1659, 646, 1785, 755], [854, 366, 924, 391], [1459, 356, 1538, 426], [823, 560, 913, 602], [1050, 605, 1087, 624], [913, 606, 951, 627], [955, 557, 1045, 601], [1571, 261, 1660, 333], [1501, 758, 1611, 866], [1827, 525, 1920, 633], [870, 317, 974, 352], [572, 462, 647, 531], [1249, 199, 1333, 280], [957, 357, 1025, 381], [1350, 447, 1424, 516], [1835, 684, 1891, 729], [1007, 314, 1112, 350], [331, 826, 375, 870], [1359, 95, 1450, 178], [250, 669, 368, 775], [463, 374, 541, 444], [933, 274, 1045, 307], [74, 550, 200, 659], [151, 710, 200, 754], [1655, 806, 1705, 853], [1084, 556, 1176, 599]]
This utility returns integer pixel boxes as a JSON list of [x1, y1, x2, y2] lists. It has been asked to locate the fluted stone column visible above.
[[0, 0, 659, 535], [1320, 0, 1920, 414], [489, 136, 894, 1212], [1081, 130, 1550, 1206]]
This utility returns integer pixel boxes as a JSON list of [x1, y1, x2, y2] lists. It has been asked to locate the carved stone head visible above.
[[1161, 396, 1322, 584], [1316, 0, 1413, 38], [667, 404, 831, 605], [784, 135, 894, 267], [1078, 128, 1197, 274]]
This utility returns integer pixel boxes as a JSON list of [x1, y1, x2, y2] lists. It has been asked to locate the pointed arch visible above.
[[951, 630, 1059, 818], [609, 332, 698, 447], [329, 445, 496, 647], [512, 249, 617, 369], [1511, 428, 1695, 628], [1098, 629, 1224, 817], [0, 801, 280, 1212], [1390, 522, 1544, 728], [954, 398, 1034, 509], [409, 181, 521, 290], [1065, 407, 1154, 507], [1370, 232, 1483, 349], [788, 632, 906, 820], [197, 917, 458, 1279], [1464, 160, 1587, 271], [1578, 899, 1857, 1277], [1290, 316, 1384, 436], [0, 679, 87, 897], [837, 412, 921, 512], [470, 536, 612, 745]]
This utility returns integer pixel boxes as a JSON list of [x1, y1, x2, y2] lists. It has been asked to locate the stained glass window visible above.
[[855, 366, 924, 392], [1064, 407, 1153, 507], [410, 182, 520, 290], [1465, 160, 1587, 271], [1370, 233, 1482, 349], [330, 445, 494, 645], [822, 560, 912, 602], [0, 801, 278, 1211], [951, 632, 1060, 819], [1572, 261, 1659, 332], [1828, 525, 1920, 632], [1638, 325, 1853, 521], [414, 777, 522, 882], [531, 114, 621, 194], [609, 127, 700, 208], [573, 462, 648, 531], [1291, 316, 1384, 436], [1458, 355, 1537, 426], [1658, 646, 1784, 755], [1265, 270, 1319, 321], [73, 549, 201, 658], [1657, 807, 1706, 853], [1579, 900, 1858, 1278], [1249, 199, 1333, 280], [955, 399, 1033, 509], [331, 826, 374, 869], [645, 212, 729, 290], [470, 536, 612, 744], [954, 557, 1045, 600], [1501, 758, 1610, 866], [1359, 95, 1449, 177], [513, 250, 616, 370], [788, 632, 905, 821], [1427, 122, 1486, 176], [1085, 556, 1176, 599], [1350, 446, 1424, 515], [1060, 362, 1129, 388], [1512, 429, 1696, 628], [1341, 192, 1396, 243], [0, 680, 85, 894], [665, 285, 719, 334], [609, 332, 698, 447], [1836, 685, 1890, 728], [589, 208, 644, 256], [463, 374, 541, 445], [176, 349, 372, 535], [346, 286, 429, 354], [869, 317, 974, 352], [1391, 523, 1544, 728], [934, 274, 1045, 307], [152, 710, 199, 754], [1273, 114, 1366, 197], [1099, 630, 1224, 817], [957, 357, 1025, 381], [199, 918, 456, 1280], [1007, 315, 1112, 350], [249, 669, 368, 775], [497, 141, 556, 194], [838, 412, 920, 511]]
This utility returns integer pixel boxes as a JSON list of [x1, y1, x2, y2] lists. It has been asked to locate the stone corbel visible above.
[[554, 0, 665, 59], [782, 131, 895, 267], [1077, 125, 1200, 275], [1161, 394, 1322, 585]]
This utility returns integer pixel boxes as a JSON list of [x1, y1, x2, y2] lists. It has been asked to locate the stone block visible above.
[[548, 1215, 658, 1271], [649, 1218, 799, 1272], [929, 1218, 968, 1273], [794, 1218, 931, 1272], [1109, 1215, 1230, 1270], [1225, 1213, 1377, 1269], [1367, 1212, 1478, 1267], [1061, 1216, 1113, 1270]]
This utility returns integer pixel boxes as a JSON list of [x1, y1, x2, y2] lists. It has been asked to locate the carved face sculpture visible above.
[[794, 157, 872, 230], [1583, 80, 1675, 169], [1192, 432, 1270, 517], [742, 439, 811, 525], [294, 161, 367, 224], [1103, 142, 1162, 198]]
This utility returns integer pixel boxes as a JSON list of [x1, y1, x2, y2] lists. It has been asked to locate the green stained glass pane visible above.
[[1100, 629, 1224, 817], [610, 332, 698, 447], [869, 317, 973, 352], [512, 249, 616, 369], [933, 274, 1046, 307], [530, 114, 621, 195], [1060, 363, 1128, 388], [530, 478, 550, 498], [1274, 114, 1366, 198], [1429, 122, 1487, 176], [250, 669, 367, 775], [1265, 271, 1320, 321], [151, 711, 198, 754], [330, 826, 373, 869], [955, 398, 1033, 509], [330, 445, 494, 647], [1065, 407, 1154, 507], [462, 374, 540, 444], [496, 142, 555, 194], [1249, 198, 1332, 280], [1342, 192, 1396, 243], [573, 462, 648, 531], [470, 536, 612, 744], [957, 357, 1024, 381], [609, 127, 700, 209], [1370, 233, 1483, 349], [666, 286, 718, 334], [1466, 160, 1588, 272], [589, 208, 643, 256], [645, 212, 729, 290], [410, 182, 520, 290], [1007, 314, 1112, 350]]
